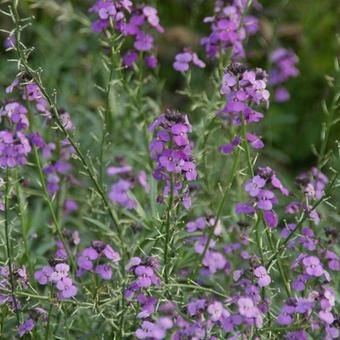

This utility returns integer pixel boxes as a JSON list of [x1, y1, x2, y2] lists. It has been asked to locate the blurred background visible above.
[[1, 0, 339, 177]]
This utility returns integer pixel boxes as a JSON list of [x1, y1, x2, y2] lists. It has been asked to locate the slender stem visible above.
[[264, 223, 291, 297], [4, 169, 20, 325], [191, 148, 240, 279], [14, 170, 32, 274], [240, 113, 254, 177], [267, 171, 339, 267], [165, 283, 228, 299], [253, 216, 264, 263], [11, 4, 127, 258], [44, 287, 54, 340], [163, 175, 174, 283], [32, 147, 76, 270]]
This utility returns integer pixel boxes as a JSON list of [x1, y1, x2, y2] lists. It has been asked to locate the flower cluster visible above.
[[173, 49, 205, 72], [125, 257, 161, 298], [269, 48, 299, 102], [185, 216, 230, 276], [236, 166, 289, 228], [1, 265, 28, 310], [35, 262, 77, 299], [201, 0, 259, 60], [18, 308, 48, 338], [89, 1, 163, 69], [108, 161, 149, 209], [218, 63, 269, 154], [41, 138, 78, 195], [149, 110, 197, 208], [285, 167, 329, 225], [0, 101, 32, 168], [76, 240, 120, 280], [277, 285, 338, 338]]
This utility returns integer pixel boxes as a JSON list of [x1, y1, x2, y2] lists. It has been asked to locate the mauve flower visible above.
[[49, 263, 70, 282], [18, 319, 35, 337], [77, 247, 98, 271], [237, 297, 259, 318], [245, 175, 266, 197], [319, 311, 334, 325], [277, 305, 295, 325], [173, 50, 205, 72], [285, 330, 308, 340], [263, 210, 278, 228], [103, 245, 121, 262], [34, 265, 54, 285], [254, 266, 271, 287], [96, 264, 112, 280], [109, 179, 137, 209], [56, 277, 77, 299], [203, 251, 227, 274], [257, 189, 276, 210], [302, 256, 323, 277], [123, 50, 138, 67], [145, 55, 158, 69]]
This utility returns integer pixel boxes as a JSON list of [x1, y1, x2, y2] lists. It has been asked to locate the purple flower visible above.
[[34, 265, 54, 285], [109, 179, 137, 209], [173, 50, 205, 72], [302, 256, 323, 277], [149, 111, 197, 207], [145, 55, 158, 69], [319, 311, 334, 325], [263, 210, 278, 228], [257, 190, 275, 210], [123, 50, 138, 67], [95, 264, 112, 280], [254, 266, 271, 287], [18, 319, 35, 337], [56, 277, 77, 299], [203, 251, 227, 274], [245, 175, 266, 197], [49, 263, 70, 282], [237, 297, 259, 318], [77, 247, 98, 271], [103, 245, 121, 262], [277, 305, 295, 325]]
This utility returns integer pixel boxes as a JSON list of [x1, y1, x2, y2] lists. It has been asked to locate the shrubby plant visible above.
[[0, 0, 339, 339]]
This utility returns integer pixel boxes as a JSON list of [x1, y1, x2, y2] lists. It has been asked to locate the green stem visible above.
[[11, 4, 128, 259], [163, 175, 174, 283], [4, 169, 20, 325], [264, 223, 291, 297], [32, 147, 76, 270], [14, 170, 32, 274], [267, 171, 338, 267], [240, 114, 254, 177], [44, 287, 54, 340], [191, 148, 240, 279]]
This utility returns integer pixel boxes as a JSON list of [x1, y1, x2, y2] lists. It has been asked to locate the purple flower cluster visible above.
[[277, 287, 338, 339], [136, 317, 173, 339], [0, 101, 32, 168], [41, 138, 78, 195], [89, 1, 163, 69], [35, 262, 77, 299], [1, 265, 28, 309], [18, 308, 48, 337], [236, 166, 289, 228], [125, 257, 161, 298], [173, 49, 205, 72], [201, 0, 259, 60], [185, 216, 231, 276], [108, 161, 149, 209], [76, 240, 120, 280], [218, 63, 269, 154], [149, 110, 197, 208], [269, 48, 299, 102]]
